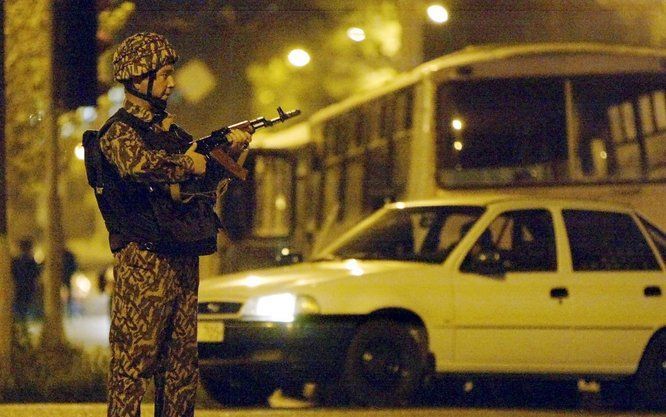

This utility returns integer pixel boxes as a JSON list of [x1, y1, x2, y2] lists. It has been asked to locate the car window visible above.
[[326, 206, 485, 263], [563, 210, 660, 271], [462, 209, 557, 273], [638, 215, 666, 264]]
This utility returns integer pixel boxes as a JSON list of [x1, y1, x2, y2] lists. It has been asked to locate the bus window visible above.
[[395, 88, 414, 132], [572, 74, 666, 181], [380, 95, 396, 140], [252, 154, 294, 238], [435, 78, 567, 187], [654, 90, 666, 130]]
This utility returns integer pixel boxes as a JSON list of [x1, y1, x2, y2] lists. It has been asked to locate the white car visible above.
[[197, 196, 666, 407]]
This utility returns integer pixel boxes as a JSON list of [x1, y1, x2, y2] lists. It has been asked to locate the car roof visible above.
[[386, 194, 634, 212]]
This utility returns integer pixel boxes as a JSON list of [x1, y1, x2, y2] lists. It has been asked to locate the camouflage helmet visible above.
[[112, 32, 178, 82]]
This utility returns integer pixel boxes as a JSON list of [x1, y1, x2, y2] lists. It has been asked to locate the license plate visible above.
[[197, 321, 224, 343]]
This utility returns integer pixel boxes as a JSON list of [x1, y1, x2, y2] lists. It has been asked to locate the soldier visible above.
[[98, 32, 251, 417]]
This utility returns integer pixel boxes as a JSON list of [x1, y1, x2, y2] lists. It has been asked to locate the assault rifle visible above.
[[170, 107, 301, 203], [190, 107, 301, 181]]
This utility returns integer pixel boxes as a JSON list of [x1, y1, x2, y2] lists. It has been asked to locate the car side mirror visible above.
[[472, 250, 505, 277]]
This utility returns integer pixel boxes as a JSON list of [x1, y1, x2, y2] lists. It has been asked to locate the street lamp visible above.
[[287, 48, 311, 67], [427, 4, 449, 24], [347, 27, 366, 42]]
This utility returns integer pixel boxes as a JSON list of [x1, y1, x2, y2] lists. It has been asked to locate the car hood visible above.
[[199, 259, 425, 302]]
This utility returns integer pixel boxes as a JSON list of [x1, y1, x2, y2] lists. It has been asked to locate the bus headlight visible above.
[[239, 293, 320, 322]]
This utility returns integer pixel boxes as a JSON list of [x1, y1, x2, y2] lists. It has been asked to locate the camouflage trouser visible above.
[[108, 242, 199, 417]]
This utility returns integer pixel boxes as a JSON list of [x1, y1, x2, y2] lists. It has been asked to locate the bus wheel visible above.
[[634, 331, 666, 410], [340, 319, 428, 407]]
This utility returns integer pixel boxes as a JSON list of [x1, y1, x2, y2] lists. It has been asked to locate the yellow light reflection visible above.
[[275, 195, 287, 211], [453, 140, 463, 151], [344, 259, 365, 276], [244, 275, 262, 288]]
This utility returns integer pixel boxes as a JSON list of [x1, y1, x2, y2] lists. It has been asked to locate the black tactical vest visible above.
[[83, 108, 220, 256]]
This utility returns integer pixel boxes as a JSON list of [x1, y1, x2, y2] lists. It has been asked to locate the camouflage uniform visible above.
[[103, 33, 200, 417]]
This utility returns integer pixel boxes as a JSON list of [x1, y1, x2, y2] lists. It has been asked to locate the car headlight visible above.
[[239, 293, 320, 322]]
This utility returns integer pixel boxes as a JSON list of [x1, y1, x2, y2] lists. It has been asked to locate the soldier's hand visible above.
[[185, 142, 207, 176], [227, 129, 252, 154]]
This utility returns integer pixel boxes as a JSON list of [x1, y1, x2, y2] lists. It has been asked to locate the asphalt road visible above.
[[0, 404, 663, 417], [15, 311, 665, 417]]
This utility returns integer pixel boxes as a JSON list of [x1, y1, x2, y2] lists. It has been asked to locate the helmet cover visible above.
[[112, 32, 178, 82]]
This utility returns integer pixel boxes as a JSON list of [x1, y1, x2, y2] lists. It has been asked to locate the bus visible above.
[[219, 121, 314, 272], [220, 42, 666, 272]]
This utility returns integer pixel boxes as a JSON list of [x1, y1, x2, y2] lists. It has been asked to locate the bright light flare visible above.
[[243, 275, 262, 288], [347, 27, 366, 42], [255, 293, 297, 322], [453, 140, 464, 151], [344, 259, 365, 276], [75, 144, 85, 160], [427, 4, 449, 24], [79, 106, 97, 123], [72, 273, 92, 298], [452, 118, 463, 131], [287, 49, 311, 67]]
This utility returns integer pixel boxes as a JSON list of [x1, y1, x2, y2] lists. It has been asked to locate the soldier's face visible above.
[[137, 64, 176, 101]]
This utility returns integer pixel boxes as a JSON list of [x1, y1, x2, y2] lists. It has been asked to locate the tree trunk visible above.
[[0, 0, 15, 392], [40, 0, 65, 349], [41, 122, 66, 348]]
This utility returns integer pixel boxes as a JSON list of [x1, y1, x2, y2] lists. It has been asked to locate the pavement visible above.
[[0, 404, 662, 417]]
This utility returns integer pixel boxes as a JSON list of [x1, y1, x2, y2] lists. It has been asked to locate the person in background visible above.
[[62, 248, 78, 316], [11, 238, 42, 322]]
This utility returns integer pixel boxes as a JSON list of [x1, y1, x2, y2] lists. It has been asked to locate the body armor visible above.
[[83, 109, 221, 255]]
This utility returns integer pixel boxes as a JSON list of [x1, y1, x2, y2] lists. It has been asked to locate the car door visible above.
[[452, 208, 572, 372], [558, 209, 665, 373]]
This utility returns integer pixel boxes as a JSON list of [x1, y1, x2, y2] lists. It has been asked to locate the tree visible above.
[[597, 0, 666, 47], [0, 0, 15, 394], [247, 0, 403, 117]]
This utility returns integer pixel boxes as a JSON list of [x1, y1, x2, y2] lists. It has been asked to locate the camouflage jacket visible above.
[[100, 100, 194, 184]]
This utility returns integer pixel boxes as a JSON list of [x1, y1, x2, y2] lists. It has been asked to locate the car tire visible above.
[[340, 319, 428, 407], [633, 331, 666, 410], [199, 370, 274, 407]]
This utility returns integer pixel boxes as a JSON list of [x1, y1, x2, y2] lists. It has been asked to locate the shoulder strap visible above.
[[115, 107, 153, 133]]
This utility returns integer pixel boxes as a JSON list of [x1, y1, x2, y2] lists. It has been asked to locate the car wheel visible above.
[[634, 331, 666, 409], [340, 319, 428, 407], [200, 370, 274, 407]]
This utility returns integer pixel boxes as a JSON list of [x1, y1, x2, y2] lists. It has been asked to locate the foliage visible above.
[[1, 324, 108, 402], [596, 0, 666, 47], [247, 0, 401, 117], [4, 0, 52, 237], [98, 2, 137, 86], [247, 0, 666, 118]]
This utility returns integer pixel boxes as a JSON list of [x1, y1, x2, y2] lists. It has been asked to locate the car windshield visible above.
[[317, 205, 485, 263]]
